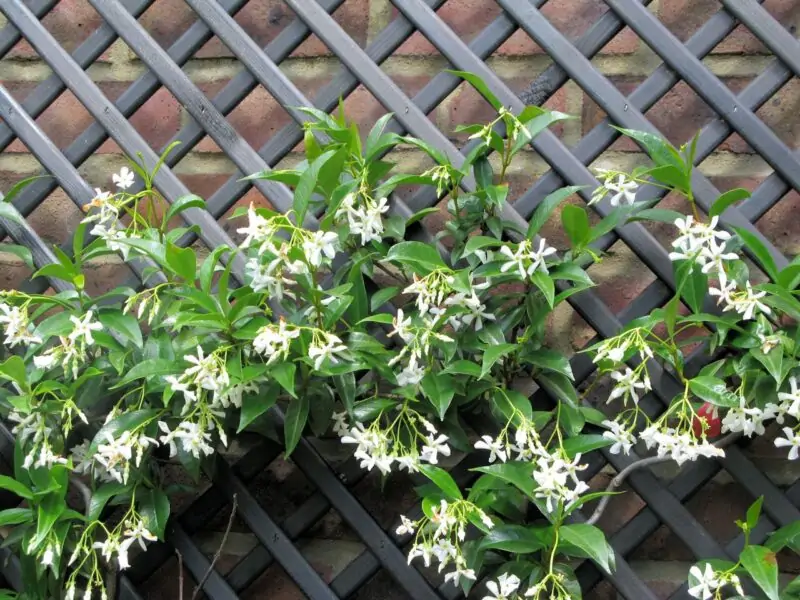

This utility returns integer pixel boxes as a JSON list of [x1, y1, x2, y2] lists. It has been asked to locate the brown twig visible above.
[[190, 493, 238, 600], [585, 432, 740, 525]]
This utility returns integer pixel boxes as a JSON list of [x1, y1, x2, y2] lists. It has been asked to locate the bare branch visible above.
[[190, 493, 238, 600]]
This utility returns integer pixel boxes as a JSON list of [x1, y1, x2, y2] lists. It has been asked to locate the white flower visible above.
[[474, 435, 507, 463], [778, 377, 800, 419], [237, 204, 273, 250], [396, 356, 425, 387], [123, 518, 157, 551], [33, 353, 57, 370], [601, 419, 635, 455], [443, 565, 476, 586], [95, 431, 134, 483], [721, 397, 766, 438], [605, 175, 638, 206], [396, 515, 416, 536], [158, 421, 178, 457], [112, 166, 135, 190], [421, 434, 451, 465], [349, 197, 389, 245], [253, 320, 299, 363], [483, 573, 521, 600], [499, 239, 557, 280], [688, 563, 720, 600], [68, 310, 103, 346], [0, 304, 40, 347], [308, 333, 347, 371], [246, 256, 295, 299], [388, 309, 414, 343], [302, 230, 339, 267], [774, 427, 800, 460], [733, 281, 770, 321], [174, 421, 214, 458], [41, 545, 54, 567], [608, 368, 650, 404]]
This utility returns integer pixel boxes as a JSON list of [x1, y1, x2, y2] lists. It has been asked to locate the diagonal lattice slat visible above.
[[0, 0, 796, 598]]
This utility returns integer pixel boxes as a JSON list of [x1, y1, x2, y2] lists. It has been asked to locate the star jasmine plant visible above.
[[0, 72, 797, 599]]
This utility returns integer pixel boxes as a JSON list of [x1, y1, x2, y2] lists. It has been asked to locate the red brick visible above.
[[582, 77, 759, 152], [660, 0, 800, 54], [138, 0, 370, 58], [0, 82, 182, 154], [7, 0, 109, 60], [394, 0, 638, 55]]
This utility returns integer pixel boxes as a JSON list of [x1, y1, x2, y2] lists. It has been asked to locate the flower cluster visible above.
[[400, 498, 493, 586], [499, 239, 557, 280], [590, 169, 640, 206], [333, 408, 451, 474], [688, 563, 744, 600], [335, 192, 390, 245]]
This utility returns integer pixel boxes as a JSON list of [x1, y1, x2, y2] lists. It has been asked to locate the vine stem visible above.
[[585, 432, 740, 526], [190, 493, 238, 600]]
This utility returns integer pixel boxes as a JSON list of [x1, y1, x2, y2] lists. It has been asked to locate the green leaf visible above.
[[675, 259, 707, 314], [385, 241, 448, 274], [370, 286, 399, 311], [419, 464, 462, 500], [284, 395, 309, 457], [524, 348, 574, 379], [512, 111, 574, 155], [199, 245, 231, 294], [480, 525, 551, 554], [32, 495, 65, 551], [734, 226, 779, 282], [112, 358, 180, 389], [527, 186, 584, 239], [272, 361, 297, 399], [165, 194, 206, 223], [0, 243, 33, 269], [561, 204, 591, 248], [140, 488, 170, 539], [614, 127, 684, 172], [765, 521, 800, 553], [628, 207, 685, 224], [88, 483, 127, 521], [238, 384, 278, 432], [710, 188, 750, 217], [346, 265, 368, 324], [294, 149, 337, 224], [166, 243, 196, 282], [473, 462, 535, 499], [559, 523, 615, 573], [0, 475, 32, 500], [88, 409, 159, 455], [746, 496, 764, 531], [98, 310, 143, 349], [688, 376, 740, 407], [333, 372, 356, 416], [447, 69, 503, 111], [442, 360, 482, 378], [464, 235, 503, 256], [530, 271, 555, 308], [562, 434, 613, 458], [3, 174, 50, 206], [0, 507, 31, 526], [481, 343, 517, 379], [740, 545, 780, 600], [0, 356, 26, 389], [537, 371, 579, 407], [750, 346, 785, 388], [421, 371, 455, 419]]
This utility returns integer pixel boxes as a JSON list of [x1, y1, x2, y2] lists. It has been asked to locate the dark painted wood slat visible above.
[[0, 0, 246, 281], [86, 0, 306, 229], [210, 455, 339, 600], [494, 0, 788, 270], [603, 0, 800, 192]]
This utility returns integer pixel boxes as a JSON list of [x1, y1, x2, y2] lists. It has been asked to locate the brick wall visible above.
[[1, 1, 799, 598]]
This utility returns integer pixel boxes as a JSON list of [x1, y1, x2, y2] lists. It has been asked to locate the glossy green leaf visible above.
[[421, 371, 455, 419], [688, 376, 740, 407], [385, 241, 448, 274], [559, 523, 615, 573], [740, 545, 780, 600], [419, 464, 462, 500], [527, 186, 584, 239], [710, 188, 750, 217], [284, 395, 310, 457]]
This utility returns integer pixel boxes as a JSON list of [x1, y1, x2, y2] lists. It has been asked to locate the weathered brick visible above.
[[393, 0, 638, 55], [660, 0, 800, 54], [7, 0, 109, 60], [138, 0, 370, 58]]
